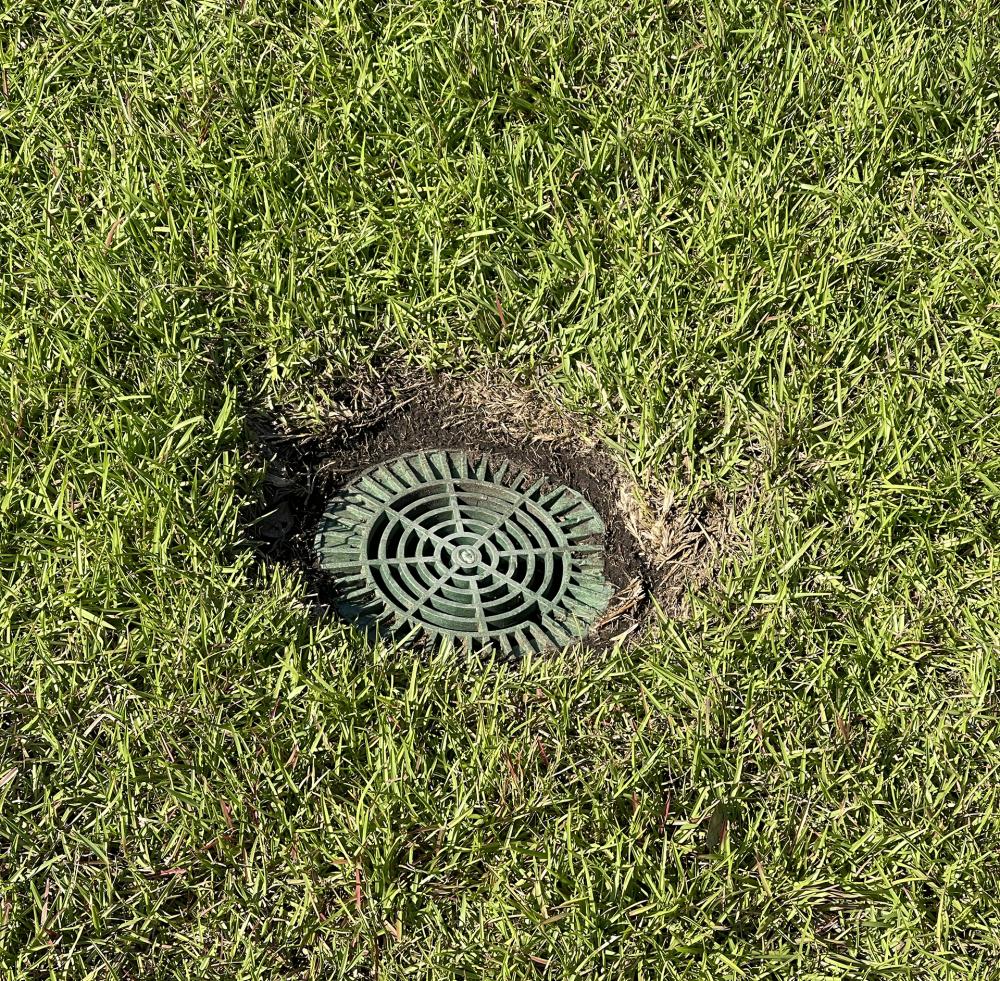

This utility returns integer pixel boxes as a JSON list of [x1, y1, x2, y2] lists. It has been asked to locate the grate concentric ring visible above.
[[314, 450, 613, 654]]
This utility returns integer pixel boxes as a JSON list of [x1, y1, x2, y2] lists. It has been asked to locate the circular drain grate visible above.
[[314, 450, 613, 654]]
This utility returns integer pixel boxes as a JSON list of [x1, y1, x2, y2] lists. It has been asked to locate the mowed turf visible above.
[[3, 1, 1000, 977]]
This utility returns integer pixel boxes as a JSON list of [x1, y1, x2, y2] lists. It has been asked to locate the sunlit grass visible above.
[[2, 0, 999, 977]]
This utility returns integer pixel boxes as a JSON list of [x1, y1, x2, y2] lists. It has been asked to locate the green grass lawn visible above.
[[3, 1, 1000, 977]]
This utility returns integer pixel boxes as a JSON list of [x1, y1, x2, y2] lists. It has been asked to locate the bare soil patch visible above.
[[247, 363, 734, 648]]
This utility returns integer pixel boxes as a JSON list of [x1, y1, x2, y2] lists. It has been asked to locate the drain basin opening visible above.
[[314, 450, 613, 655]]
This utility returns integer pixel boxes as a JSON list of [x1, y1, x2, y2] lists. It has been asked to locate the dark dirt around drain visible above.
[[247, 367, 729, 643]]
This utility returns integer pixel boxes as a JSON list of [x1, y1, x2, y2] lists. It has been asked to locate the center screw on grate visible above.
[[314, 450, 613, 655], [454, 545, 480, 567]]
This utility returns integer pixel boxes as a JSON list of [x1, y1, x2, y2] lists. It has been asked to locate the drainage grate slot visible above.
[[314, 450, 613, 654]]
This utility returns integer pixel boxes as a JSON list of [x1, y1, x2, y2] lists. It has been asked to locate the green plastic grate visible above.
[[314, 450, 613, 654]]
